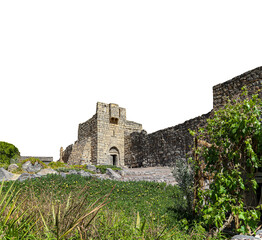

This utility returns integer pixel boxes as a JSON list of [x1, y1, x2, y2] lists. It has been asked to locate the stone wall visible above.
[[77, 114, 97, 164], [78, 114, 97, 141], [125, 112, 211, 167], [67, 138, 92, 165], [213, 66, 262, 109], [63, 66, 262, 168], [125, 66, 262, 168], [19, 156, 53, 164], [62, 144, 73, 163]]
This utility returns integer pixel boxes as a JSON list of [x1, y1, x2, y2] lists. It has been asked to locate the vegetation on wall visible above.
[[21, 157, 47, 168], [190, 89, 262, 236], [0, 141, 20, 165]]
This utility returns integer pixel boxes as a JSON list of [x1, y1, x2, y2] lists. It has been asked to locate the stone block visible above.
[[87, 164, 97, 172], [17, 173, 39, 182], [36, 169, 58, 176], [231, 235, 259, 240], [0, 168, 14, 181], [106, 168, 121, 180], [8, 164, 19, 172], [68, 170, 78, 175], [22, 161, 43, 173]]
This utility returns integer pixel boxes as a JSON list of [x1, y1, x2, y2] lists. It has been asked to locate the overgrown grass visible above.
[[0, 175, 227, 239], [95, 164, 121, 174]]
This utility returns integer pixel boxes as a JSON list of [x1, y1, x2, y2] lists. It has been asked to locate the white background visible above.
[[1, 1, 262, 160]]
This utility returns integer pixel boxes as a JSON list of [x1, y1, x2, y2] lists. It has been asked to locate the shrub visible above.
[[191, 89, 262, 236], [0, 141, 20, 165], [0, 163, 9, 170], [172, 158, 194, 216], [95, 165, 122, 174], [21, 157, 47, 168]]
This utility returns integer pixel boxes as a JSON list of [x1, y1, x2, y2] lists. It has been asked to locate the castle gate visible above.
[[109, 147, 119, 166]]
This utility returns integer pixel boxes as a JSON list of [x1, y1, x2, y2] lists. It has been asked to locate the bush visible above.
[[95, 165, 122, 174], [0, 141, 20, 165], [191, 90, 262, 236], [21, 157, 47, 168], [0, 163, 9, 170]]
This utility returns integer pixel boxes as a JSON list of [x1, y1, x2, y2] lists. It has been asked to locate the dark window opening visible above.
[[110, 118, 118, 124]]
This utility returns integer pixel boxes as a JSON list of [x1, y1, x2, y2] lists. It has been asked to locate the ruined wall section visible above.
[[124, 120, 143, 167], [62, 144, 73, 163], [67, 139, 92, 165], [77, 114, 98, 164], [78, 114, 97, 141], [125, 112, 211, 167], [213, 67, 262, 109], [96, 103, 126, 166]]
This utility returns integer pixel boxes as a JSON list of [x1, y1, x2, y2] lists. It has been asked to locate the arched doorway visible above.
[[109, 147, 119, 166]]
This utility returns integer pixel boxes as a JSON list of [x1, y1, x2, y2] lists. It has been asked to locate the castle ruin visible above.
[[63, 103, 142, 166], [63, 67, 262, 167]]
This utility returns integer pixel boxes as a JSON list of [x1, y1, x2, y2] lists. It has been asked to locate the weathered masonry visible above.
[[63, 66, 262, 167], [63, 103, 142, 166]]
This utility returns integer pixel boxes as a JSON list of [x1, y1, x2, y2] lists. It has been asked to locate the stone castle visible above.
[[62, 67, 262, 167], [62, 103, 143, 166]]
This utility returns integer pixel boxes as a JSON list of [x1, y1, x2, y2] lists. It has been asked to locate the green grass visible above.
[[0, 175, 226, 239], [95, 164, 122, 174], [7, 174, 181, 221]]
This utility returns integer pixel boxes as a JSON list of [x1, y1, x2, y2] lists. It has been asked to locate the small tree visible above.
[[191, 90, 262, 236], [173, 158, 194, 214], [0, 141, 20, 164]]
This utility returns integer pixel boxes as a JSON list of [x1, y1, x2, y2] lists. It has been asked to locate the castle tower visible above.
[[65, 102, 142, 166], [96, 102, 126, 166]]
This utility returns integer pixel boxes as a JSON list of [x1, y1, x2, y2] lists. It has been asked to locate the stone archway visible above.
[[109, 147, 119, 166]]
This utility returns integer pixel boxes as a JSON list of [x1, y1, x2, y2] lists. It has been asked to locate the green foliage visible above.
[[0, 180, 38, 239], [48, 161, 66, 169], [191, 90, 262, 236], [0, 141, 20, 165], [0, 175, 222, 239], [172, 158, 194, 216], [21, 157, 47, 168], [95, 164, 122, 174], [71, 164, 88, 169], [0, 163, 9, 170]]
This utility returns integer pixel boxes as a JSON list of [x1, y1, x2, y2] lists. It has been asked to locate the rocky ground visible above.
[[0, 162, 177, 185], [117, 166, 177, 185]]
